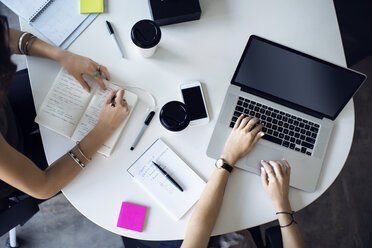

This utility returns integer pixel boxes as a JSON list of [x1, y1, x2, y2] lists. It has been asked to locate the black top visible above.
[[159, 101, 190, 132], [131, 20, 161, 49], [232, 35, 366, 120]]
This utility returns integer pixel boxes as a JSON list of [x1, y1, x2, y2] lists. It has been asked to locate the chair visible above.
[[264, 226, 283, 248], [0, 194, 40, 248], [0, 69, 49, 247], [121, 236, 160, 248]]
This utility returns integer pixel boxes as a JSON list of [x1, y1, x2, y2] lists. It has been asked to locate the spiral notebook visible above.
[[1, 0, 98, 48]]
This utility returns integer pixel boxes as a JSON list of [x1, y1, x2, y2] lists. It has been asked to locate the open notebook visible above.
[[35, 69, 137, 156], [127, 139, 206, 220], [1, 0, 97, 48]]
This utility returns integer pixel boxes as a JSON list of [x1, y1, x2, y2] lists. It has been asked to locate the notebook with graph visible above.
[[1, 0, 98, 48]]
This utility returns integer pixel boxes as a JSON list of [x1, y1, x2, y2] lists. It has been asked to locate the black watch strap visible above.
[[221, 163, 233, 173]]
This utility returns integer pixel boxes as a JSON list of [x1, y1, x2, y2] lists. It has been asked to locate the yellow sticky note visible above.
[[80, 0, 104, 13]]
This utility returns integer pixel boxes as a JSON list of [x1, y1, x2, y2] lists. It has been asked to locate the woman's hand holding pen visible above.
[[95, 90, 130, 138], [57, 50, 110, 92]]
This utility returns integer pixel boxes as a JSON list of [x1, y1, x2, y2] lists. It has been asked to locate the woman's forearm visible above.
[[27, 37, 65, 62], [0, 125, 113, 199], [9, 28, 65, 62], [275, 201, 306, 248], [39, 126, 111, 198], [181, 169, 230, 248], [9, 28, 22, 54], [9, 28, 111, 92], [182, 116, 263, 248]]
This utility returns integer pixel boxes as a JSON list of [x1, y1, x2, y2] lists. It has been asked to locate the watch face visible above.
[[216, 159, 224, 168]]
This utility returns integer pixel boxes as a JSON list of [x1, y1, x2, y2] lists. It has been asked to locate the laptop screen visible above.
[[231, 36, 366, 120]]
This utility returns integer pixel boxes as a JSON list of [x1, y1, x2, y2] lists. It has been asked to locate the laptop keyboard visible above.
[[230, 97, 320, 156]]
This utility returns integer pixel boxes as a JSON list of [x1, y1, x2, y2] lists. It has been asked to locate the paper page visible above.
[[127, 139, 206, 220], [35, 69, 94, 138], [31, 0, 89, 46], [1, 0, 50, 21], [59, 13, 98, 49], [71, 82, 138, 156]]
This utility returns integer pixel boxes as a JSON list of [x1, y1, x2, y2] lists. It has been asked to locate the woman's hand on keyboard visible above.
[[220, 115, 264, 166], [260, 160, 291, 211]]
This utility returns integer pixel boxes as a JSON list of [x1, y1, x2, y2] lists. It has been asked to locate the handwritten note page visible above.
[[71, 82, 120, 141], [35, 69, 94, 137], [36, 68, 138, 157], [127, 139, 206, 220], [72, 81, 138, 156]]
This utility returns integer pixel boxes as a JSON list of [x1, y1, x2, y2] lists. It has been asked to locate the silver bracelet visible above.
[[68, 151, 85, 169], [18, 32, 28, 54], [24, 35, 36, 56]]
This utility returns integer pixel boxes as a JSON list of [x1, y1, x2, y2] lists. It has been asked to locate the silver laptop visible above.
[[207, 35, 366, 192]]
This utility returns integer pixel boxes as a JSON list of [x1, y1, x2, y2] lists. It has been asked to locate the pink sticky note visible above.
[[117, 202, 147, 232]]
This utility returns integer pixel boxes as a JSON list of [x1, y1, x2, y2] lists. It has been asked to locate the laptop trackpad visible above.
[[237, 144, 284, 175]]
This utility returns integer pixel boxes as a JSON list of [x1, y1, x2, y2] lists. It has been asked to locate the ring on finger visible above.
[[247, 120, 255, 129], [93, 65, 101, 77]]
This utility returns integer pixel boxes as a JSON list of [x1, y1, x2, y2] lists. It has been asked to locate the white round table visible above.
[[21, 0, 354, 240]]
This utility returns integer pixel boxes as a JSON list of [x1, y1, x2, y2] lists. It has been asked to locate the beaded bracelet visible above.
[[67, 151, 85, 169], [276, 211, 297, 228]]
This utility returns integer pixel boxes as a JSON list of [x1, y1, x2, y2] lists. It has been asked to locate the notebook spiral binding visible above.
[[29, 0, 55, 23]]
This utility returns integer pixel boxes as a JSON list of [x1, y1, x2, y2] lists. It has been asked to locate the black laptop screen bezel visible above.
[[231, 35, 367, 120]]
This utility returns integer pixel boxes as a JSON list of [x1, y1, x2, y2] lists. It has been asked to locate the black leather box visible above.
[[148, 0, 202, 26]]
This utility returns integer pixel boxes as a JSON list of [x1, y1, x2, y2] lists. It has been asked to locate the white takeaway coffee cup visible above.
[[131, 19, 161, 58]]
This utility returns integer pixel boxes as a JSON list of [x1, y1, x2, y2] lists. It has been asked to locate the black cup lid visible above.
[[160, 101, 190, 132], [131, 19, 161, 49]]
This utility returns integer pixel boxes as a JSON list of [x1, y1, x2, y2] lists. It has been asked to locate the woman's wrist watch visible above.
[[215, 158, 233, 173]]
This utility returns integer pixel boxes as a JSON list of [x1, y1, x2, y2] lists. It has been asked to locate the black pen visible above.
[[105, 20, 124, 58], [152, 161, 184, 192], [130, 111, 155, 150]]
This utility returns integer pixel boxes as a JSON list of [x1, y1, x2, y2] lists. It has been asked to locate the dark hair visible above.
[[0, 15, 17, 105]]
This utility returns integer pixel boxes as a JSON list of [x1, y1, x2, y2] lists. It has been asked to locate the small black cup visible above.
[[159, 101, 190, 132]]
